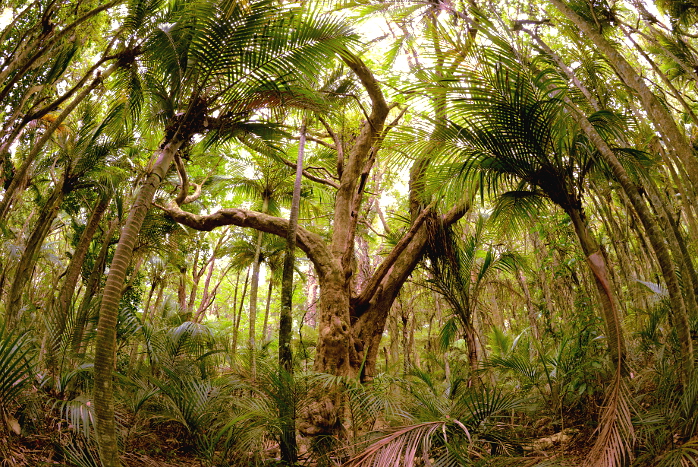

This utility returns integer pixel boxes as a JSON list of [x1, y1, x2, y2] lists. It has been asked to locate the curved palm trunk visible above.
[[94, 137, 184, 467], [7, 176, 66, 327], [530, 23, 695, 378], [567, 207, 626, 371], [569, 102, 695, 380]]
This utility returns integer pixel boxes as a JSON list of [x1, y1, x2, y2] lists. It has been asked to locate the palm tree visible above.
[[431, 47, 626, 373], [425, 215, 521, 375], [227, 154, 296, 378], [91, 2, 354, 464], [5, 102, 129, 327], [425, 33, 636, 467]]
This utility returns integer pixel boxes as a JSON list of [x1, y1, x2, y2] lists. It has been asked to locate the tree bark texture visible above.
[[94, 137, 184, 467], [7, 175, 66, 326], [55, 194, 111, 348]]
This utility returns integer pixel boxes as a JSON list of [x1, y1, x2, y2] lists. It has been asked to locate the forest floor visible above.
[[4, 431, 588, 467]]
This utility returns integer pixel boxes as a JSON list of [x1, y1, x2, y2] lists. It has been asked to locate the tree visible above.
[[160, 51, 470, 437], [430, 36, 627, 371], [91, 1, 354, 465], [426, 215, 521, 374]]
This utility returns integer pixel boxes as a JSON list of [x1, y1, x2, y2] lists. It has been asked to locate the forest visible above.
[[2, 0, 698, 465]]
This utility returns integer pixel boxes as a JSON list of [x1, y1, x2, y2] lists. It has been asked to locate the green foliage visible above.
[[0, 324, 35, 414], [345, 371, 527, 466]]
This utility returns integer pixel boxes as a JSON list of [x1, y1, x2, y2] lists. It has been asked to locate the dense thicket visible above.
[[1, 0, 698, 466]]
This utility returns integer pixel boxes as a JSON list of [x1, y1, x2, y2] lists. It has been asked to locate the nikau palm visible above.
[[92, 1, 354, 465], [435, 51, 626, 372], [426, 215, 520, 375], [428, 37, 635, 466]]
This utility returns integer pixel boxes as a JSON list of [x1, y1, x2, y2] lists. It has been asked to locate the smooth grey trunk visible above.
[[248, 197, 269, 379]]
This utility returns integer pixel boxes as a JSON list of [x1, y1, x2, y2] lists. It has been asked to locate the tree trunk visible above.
[[549, 0, 698, 195], [249, 197, 269, 379], [567, 207, 626, 372], [261, 278, 273, 342], [231, 268, 250, 358], [0, 63, 118, 221], [568, 101, 695, 380], [463, 319, 479, 374], [94, 137, 184, 467], [54, 194, 111, 349], [71, 219, 118, 355], [7, 176, 66, 326], [177, 267, 187, 313], [277, 123, 306, 463], [532, 28, 696, 378]]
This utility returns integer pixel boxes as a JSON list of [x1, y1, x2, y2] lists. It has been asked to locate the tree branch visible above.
[[317, 115, 344, 178], [156, 202, 335, 278], [353, 203, 435, 308], [278, 155, 339, 189]]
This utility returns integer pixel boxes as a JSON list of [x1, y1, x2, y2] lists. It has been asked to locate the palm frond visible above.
[[0, 324, 35, 410], [583, 369, 635, 467], [343, 421, 456, 467]]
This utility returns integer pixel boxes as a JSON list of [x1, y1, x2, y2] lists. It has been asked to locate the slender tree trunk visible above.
[[278, 123, 305, 463], [249, 198, 269, 379], [186, 248, 201, 315], [231, 269, 250, 358], [7, 176, 66, 326], [261, 277, 273, 342], [463, 317, 479, 374], [569, 102, 695, 380], [549, 0, 698, 195], [71, 219, 118, 354], [0, 63, 118, 220], [193, 258, 219, 323], [177, 267, 187, 313], [517, 270, 539, 341], [55, 194, 111, 347], [94, 137, 184, 467], [567, 207, 626, 372], [531, 30, 696, 378]]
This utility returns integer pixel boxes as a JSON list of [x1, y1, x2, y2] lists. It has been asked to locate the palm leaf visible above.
[[343, 421, 456, 467], [0, 324, 35, 411], [583, 369, 634, 467]]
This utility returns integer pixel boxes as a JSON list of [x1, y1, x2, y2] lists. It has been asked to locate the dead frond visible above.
[[583, 369, 635, 467]]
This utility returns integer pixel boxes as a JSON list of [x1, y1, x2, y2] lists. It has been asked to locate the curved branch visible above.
[[157, 203, 335, 278], [353, 203, 434, 308], [278, 155, 339, 188], [174, 152, 189, 206]]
